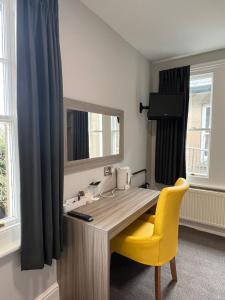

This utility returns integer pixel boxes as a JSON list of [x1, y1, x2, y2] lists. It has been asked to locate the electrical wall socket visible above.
[[104, 166, 112, 176]]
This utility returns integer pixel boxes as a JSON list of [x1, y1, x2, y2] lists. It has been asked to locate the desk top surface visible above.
[[65, 187, 159, 237]]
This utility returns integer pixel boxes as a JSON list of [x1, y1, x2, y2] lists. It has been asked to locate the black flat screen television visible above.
[[147, 93, 185, 120]]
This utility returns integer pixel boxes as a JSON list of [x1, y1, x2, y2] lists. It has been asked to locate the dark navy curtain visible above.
[[155, 66, 190, 185], [67, 111, 89, 160], [17, 0, 64, 270]]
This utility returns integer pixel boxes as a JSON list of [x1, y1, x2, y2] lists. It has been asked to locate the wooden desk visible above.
[[58, 187, 159, 300]]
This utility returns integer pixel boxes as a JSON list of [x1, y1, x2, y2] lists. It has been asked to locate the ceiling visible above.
[[81, 0, 225, 61]]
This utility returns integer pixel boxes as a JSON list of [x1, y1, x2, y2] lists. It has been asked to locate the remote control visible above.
[[67, 210, 94, 222]]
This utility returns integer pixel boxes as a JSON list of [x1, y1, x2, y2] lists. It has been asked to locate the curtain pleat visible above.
[[155, 66, 190, 185], [73, 111, 89, 160]]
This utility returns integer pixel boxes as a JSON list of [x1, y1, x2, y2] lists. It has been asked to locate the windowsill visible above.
[[0, 222, 21, 259], [189, 183, 225, 193], [187, 174, 225, 192], [187, 173, 209, 179]]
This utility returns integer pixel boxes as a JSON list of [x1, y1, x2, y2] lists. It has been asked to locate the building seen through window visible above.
[[186, 73, 213, 176]]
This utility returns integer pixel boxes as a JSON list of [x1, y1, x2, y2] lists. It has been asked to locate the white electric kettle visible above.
[[117, 167, 131, 190]]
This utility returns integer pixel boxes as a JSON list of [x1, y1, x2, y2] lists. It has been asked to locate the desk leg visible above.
[[58, 218, 110, 300]]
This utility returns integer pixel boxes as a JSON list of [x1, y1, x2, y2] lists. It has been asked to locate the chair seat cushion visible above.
[[111, 219, 161, 266], [139, 213, 155, 223], [119, 219, 154, 240]]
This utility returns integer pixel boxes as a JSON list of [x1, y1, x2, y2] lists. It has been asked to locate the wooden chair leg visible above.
[[170, 257, 177, 282], [155, 266, 161, 300]]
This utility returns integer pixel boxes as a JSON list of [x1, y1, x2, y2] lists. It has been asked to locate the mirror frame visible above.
[[64, 98, 124, 174]]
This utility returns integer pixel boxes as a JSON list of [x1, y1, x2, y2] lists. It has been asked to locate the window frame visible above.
[[88, 112, 103, 158], [110, 116, 120, 155], [186, 72, 214, 178], [0, 0, 20, 257], [200, 104, 210, 162], [186, 59, 225, 190]]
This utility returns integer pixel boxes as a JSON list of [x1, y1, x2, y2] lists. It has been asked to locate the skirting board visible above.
[[180, 218, 225, 238], [35, 282, 59, 300]]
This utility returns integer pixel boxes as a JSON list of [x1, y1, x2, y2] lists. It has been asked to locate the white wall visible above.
[[60, 0, 151, 200], [0, 1, 151, 300], [148, 49, 225, 189], [0, 252, 57, 300]]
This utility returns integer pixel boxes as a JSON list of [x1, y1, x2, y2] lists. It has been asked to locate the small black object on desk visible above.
[[68, 211, 94, 222]]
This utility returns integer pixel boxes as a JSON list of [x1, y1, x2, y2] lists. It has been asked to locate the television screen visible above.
[[147, 93, 185, 120]]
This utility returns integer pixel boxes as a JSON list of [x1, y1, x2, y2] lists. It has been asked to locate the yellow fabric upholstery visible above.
[[111, 178, 189, 266], [139, 213, 156, 223]]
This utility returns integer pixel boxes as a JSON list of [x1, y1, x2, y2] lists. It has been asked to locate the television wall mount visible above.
[[139, 102, 150, 114]]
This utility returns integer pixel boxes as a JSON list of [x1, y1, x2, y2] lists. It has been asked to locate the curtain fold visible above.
[[67, 111, 89, 160], [155, 66, 190, 185], [17, 0, 64, 270]]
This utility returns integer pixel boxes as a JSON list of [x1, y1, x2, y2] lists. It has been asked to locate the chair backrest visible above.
[[154, 178, 189, 263]]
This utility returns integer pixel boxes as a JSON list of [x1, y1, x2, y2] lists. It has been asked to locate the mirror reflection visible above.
[[67, 110, 120, 161]]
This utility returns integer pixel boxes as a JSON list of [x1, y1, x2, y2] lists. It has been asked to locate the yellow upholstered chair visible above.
[[111, 178, 189, 300]]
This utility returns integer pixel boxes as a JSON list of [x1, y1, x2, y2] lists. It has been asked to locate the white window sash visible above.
[[0, 0, 20, 257]]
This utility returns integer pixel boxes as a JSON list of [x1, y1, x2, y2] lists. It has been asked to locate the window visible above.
[[186, 73, 213, 177], [88, 113, 103, 158], [0, 0, 19, 226], [201, 104, 210, 162], [111, 116, 119, 155]]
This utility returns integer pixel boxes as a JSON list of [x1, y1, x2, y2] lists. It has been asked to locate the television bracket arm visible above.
[[139, 102, 150, 114]]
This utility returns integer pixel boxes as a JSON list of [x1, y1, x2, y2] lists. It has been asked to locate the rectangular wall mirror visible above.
[[64, 98, 124, 173]]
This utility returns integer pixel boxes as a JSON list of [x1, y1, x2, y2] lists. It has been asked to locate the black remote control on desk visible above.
[[67, 211, 94, 222]]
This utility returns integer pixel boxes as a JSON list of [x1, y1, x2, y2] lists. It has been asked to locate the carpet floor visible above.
[[110, 226, 225, 300]]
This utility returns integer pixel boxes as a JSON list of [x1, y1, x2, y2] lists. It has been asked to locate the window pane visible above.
[[88, 113, 103, 158], [186, 73, 213, 177], [89, 113, 102, 131], [0, 1, 6, 59], [89, 132, 103, 158], [188, 73, 213, 129], [111, 131, 119, 155], [0, 122, 10, 220], [111, 116, 120, 154], [111, 116, 119, 130], [186, 130, 210, 176], [0, 0, 18, 223], [0, 62, 7, 115]]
